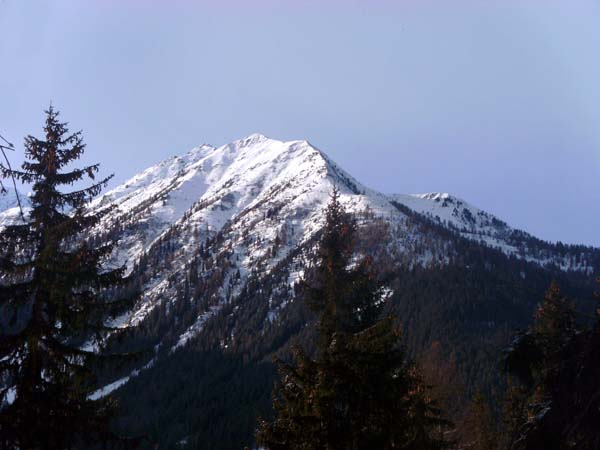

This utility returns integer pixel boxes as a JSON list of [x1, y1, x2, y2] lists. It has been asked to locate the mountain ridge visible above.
[[1, 135, 597, 332], [2, 134, 598, 448], [84, 134, 596, 341]]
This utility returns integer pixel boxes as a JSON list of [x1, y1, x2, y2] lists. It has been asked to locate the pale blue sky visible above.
[[1, 0, 599, 245]]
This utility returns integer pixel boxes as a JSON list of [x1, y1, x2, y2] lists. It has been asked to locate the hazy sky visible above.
[[1, 0, 599, 245]]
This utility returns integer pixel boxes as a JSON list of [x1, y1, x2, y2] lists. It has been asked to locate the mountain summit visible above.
[[1, 134, 598, 448], [2, 134, 595, 334]]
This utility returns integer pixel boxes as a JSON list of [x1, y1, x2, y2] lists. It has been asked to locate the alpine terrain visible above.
[[1, 134, 598, 448]]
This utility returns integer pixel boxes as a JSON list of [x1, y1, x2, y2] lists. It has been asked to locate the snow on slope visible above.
[[0, 188, 29, 226], [88, 134, 420, 347], [1, 133, 592, 276], [1, 134, 595, 343], [390, 192, 515, 250], [389, 193, 594, 271], [91, 134, 377, 270], [0, 134, 529, 260], [0, 187, 22, 211], [3, 133, 595, 392], [391, 193, 506, 231]]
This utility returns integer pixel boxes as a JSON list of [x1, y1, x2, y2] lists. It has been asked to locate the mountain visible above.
[[1, 134, 598, 449], [72, 134, 593, 344], [0, 187, 28, 225]]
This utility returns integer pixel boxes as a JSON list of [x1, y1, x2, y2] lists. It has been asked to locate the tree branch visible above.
[[0, 132, 25, 222]]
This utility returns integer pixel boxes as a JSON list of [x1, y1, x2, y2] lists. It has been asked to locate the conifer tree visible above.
[[502, 281, 600, 450], [257, 188, 451, 450], [504, 281, 576, 392], [0, 106, 133, 449], [461, 391, 499, 450], [532, 281, 576, 360], [501, 378, 527, 450]]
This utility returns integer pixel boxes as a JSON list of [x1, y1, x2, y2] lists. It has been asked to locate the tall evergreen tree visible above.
[[501, 379, 527, 450], [531, 281, 576, 359], [257, 188, 451, 450], [503, 281, 600, 450], [461, 391, 499, 450], [0, 106, 133, 449]]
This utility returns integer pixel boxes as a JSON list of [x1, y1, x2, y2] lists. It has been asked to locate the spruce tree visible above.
[[257, 188, 451, 450], [0, 106, 132, 449], [502, 281, 600, 450], [531, 281, 576, 360], [501, 379, 527, 450], [462, 391, 499, 450]]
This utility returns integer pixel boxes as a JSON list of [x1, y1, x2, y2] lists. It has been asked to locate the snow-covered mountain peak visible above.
[[235, 132, 271, 146], [2, 135, 595, 279], [0, 187, 29, 226], [391, 191, 508, 235], [2, 134, 597, 365], [0, 187, 24, 211], [183, 144, 217, 162], [82, 134, 345, 271], [415, 192, 452, 201]]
